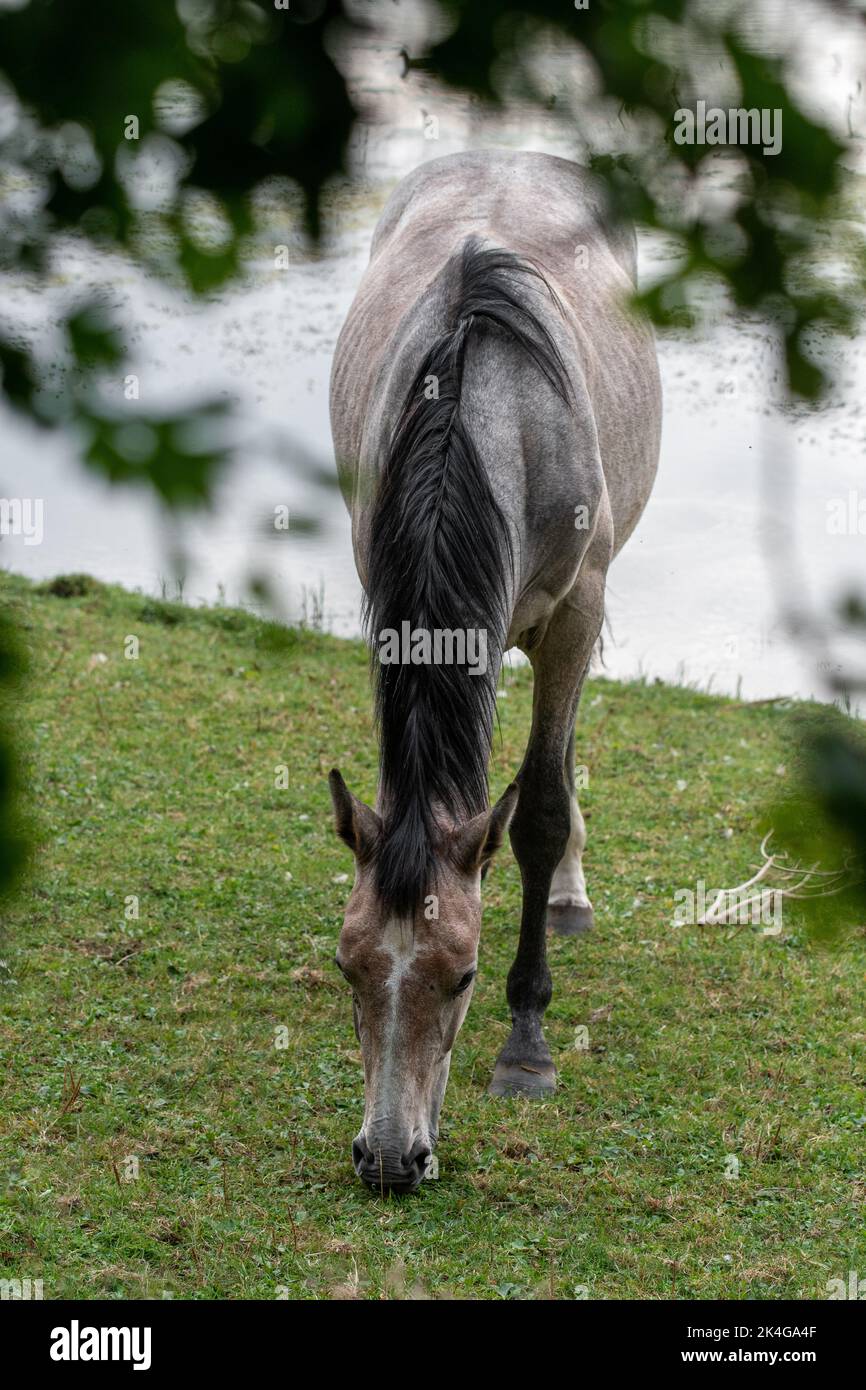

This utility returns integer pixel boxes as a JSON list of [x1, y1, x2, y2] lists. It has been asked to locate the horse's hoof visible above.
[[547, 902, 594, 936], [488, 1060, 556, 1098]]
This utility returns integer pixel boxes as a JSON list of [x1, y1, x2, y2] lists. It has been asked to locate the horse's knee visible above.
[[510, 780, 571, 880]]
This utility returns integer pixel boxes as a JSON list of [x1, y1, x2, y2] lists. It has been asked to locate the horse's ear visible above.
[[328, 769, 381, 862], [450, 782, 519, 875]]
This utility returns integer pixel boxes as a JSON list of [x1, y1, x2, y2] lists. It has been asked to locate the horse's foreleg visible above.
[[489, 541, 607, 1097], [488, 725, 571, 1097]]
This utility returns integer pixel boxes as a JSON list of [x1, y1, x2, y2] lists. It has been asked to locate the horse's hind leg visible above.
[[546, 734, 594, 937], [489, 542, 607, 1098]]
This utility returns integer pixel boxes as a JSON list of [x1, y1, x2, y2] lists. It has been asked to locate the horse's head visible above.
[[328, 770, 518, 1193]]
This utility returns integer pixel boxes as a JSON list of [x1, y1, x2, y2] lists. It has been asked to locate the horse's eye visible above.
[[453, 969, 477, 996]]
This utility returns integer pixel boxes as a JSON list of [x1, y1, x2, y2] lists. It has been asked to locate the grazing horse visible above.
[[329, 151, 660, 1192]]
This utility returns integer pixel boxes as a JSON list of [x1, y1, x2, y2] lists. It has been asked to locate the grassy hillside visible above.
[[0, 571, 864, 1300]]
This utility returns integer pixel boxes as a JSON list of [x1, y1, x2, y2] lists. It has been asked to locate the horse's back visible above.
[[369, 150, 637, 281], [330, 150, 661, 594]]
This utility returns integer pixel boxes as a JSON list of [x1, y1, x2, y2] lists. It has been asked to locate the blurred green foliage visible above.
[[770, 712, 866, 937], [0, 0, 864, 906], [0, 0, 357, 511]]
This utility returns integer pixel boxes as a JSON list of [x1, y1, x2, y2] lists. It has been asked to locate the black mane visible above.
[[363, 237, 570, 916]]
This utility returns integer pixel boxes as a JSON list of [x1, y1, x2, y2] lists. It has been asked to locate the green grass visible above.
[[1, 571, 864, 1301]]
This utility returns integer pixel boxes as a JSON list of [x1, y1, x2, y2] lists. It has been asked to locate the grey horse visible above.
[[329, 150, 661, 1192]]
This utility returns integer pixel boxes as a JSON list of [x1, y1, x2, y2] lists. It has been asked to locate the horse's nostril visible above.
[[403, 1143, 432, 1177], [352, 1137, 372, 1171]]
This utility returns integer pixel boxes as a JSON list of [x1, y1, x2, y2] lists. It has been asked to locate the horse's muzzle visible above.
[[352, 1135, 431, 1193]]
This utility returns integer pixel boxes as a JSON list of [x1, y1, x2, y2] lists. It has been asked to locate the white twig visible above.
[[697, 832, 849, 926]]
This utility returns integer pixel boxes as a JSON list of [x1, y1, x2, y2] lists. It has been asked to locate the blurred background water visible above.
[[1, 0, 864, 701]]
